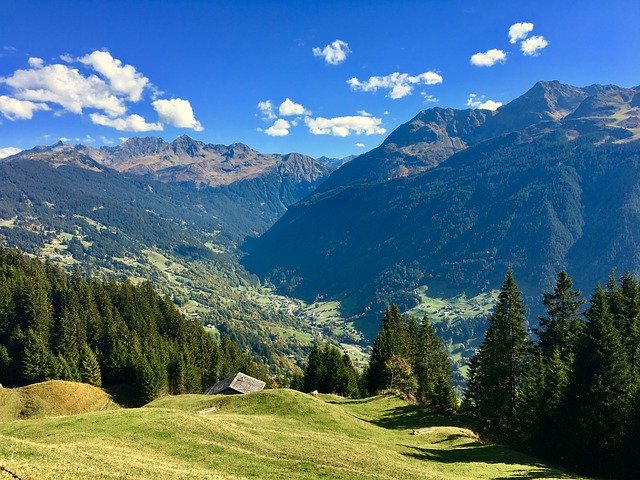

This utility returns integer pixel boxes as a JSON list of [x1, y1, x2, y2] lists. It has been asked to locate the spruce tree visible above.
[[366, 305, 406, 393], [464, 269, 529, 434], [79, 343, 102, 387], [564, 286, 634, 473], [21, 329, 54, 384], [414, 316, 456, 412], [538, 270, 584, 361]]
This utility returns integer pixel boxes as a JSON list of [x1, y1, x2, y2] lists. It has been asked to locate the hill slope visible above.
[[0, 390, 580, 479], [244, 81, 640, 322], [0, 380, 118, 422]]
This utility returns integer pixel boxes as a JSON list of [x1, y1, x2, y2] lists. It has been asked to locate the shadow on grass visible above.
[[401, 444, 578, 479], [368, 403, 474, 430]]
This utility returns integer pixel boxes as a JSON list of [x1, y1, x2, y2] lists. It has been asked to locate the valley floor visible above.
[[0, 386, 583, 479]]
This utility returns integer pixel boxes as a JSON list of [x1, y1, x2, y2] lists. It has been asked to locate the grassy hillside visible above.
[[0, 388, 582, 479], [0, 380, 118, 422]]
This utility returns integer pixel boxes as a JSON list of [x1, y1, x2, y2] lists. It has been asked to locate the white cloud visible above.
[[59, 53, 73, 63], [508, 22, 534, 44], [0, 147, 22, 158], [119, 137, 129, 143], [89, 113, 163, 132], [2, 62, 127, 116], [312, 39, 350, 65], [265, 118, 291, 136], [383, 110, 389, 115], [79, 50, 149, 102], [257, 100, 276, 120], [152, 98, 203, 131], [279, 98, 308, 116], [0, 95, 50, 120], [305, 114, 386, 137], [466, 93, 503, 111], [99, 135, 115, 145], [355, 143, 365, 148], [470, 49, 507, 67], [521, 35, 549, 56], [421, 92, 439, 103], [28, 57, 44, 68], [348, 71, 443, 99]]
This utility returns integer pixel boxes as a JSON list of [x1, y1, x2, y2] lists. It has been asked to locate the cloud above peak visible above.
[[265, 118, 291, 136], [312, 40, 350, 65], [470, 49, 507, 67], [79, 50, 149, 102], [508, 22, 534, 44], [305, 114, 385, 137], [348, 71, 443, 99], [466, 93, 502, 111], [521, 35, 549, 56], [0, 51, 203, 132], [278, 98, 308, 116], [152, 98, 203, 131]]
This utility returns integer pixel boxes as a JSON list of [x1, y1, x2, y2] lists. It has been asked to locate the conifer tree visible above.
[[21, 329, 54, 383], [564, 286, 634, 473], [366, 305, 406, 393], [538, 271, 584, 361], [414, 316, 456, 412], [79, 343, 102, 387], [465, 269, 529, 434]]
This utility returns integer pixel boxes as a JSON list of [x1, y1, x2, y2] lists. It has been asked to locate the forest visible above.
[[0, 247, 269, 405]]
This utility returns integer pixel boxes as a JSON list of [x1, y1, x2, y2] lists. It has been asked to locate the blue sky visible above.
[[1, 0, 639, 158]]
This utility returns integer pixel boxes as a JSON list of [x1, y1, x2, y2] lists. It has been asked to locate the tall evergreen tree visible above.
[[366, 305, 406, 393], [465, 269, 529, 434], [564, 286, 634, 473], [79, 343, 102, 387], [538, 270, 584, 361], [21, 329, 54, 383]]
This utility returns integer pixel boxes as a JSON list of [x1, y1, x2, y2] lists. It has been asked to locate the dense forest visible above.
[[464, 269, 640, 478], [0, 248, 269, 404]]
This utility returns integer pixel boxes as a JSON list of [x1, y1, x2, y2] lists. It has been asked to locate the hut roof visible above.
[[204, 372, 266, 395]]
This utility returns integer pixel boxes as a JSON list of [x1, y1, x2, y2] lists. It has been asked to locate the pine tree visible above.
[[538, 271, 584, 362], [414, 316, 456, 412], [303, 344, 325, 392], [465, 269, 529, 434], [366, 305, 407, 393], [564, 286, 634, 473], [79, 343, 102, 387], [21, 329, 54, 384]]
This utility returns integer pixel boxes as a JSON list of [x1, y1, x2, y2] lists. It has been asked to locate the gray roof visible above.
[[204, 372, 266, 395]]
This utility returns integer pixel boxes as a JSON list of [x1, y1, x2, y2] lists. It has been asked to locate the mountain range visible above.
[[244, 81, 640, 326]]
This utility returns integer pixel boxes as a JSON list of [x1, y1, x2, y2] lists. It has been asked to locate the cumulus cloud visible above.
[[2, 62, 127, 116], [470, 49, 507, 67], [508, 22, 534, 44], [521, 35, 549, 56], [305, 114, 386, 137], [355, 143, 365, 148], [348, 71, 443, 99], [265, 118, 291, 136], [312, 40, 350, 65], [257, 100, 276, 120], [279, 98, 308, 116], [28, 57, 44, 68], [79, 50, 149, 102], [0, 147, 22, 158], [89, 113, 163, 132], [99, 136, 115, 145], [0, 51, 202, 132], [152, 98, 203, 131], [0, 95, 50, 120], [466, 93, 503, 111]]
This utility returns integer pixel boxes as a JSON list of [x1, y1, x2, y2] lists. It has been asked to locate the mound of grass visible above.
[[0, 380, 118, 422], [0, 389, 583, 479]]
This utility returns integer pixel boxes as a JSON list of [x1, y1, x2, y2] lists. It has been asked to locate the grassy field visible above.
[[0, 382, 582, 479], [405, 286, 499, 322]]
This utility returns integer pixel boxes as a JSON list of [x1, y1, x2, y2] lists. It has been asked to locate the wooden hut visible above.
[[204, 372, 266, 395]]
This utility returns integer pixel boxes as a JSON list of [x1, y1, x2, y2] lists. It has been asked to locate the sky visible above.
[[1, 0, 639, 159]]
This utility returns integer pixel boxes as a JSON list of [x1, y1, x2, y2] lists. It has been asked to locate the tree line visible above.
[[0, 247, 269, 404], [300, 305, 456, 413], [464, 269, 640, 478]]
